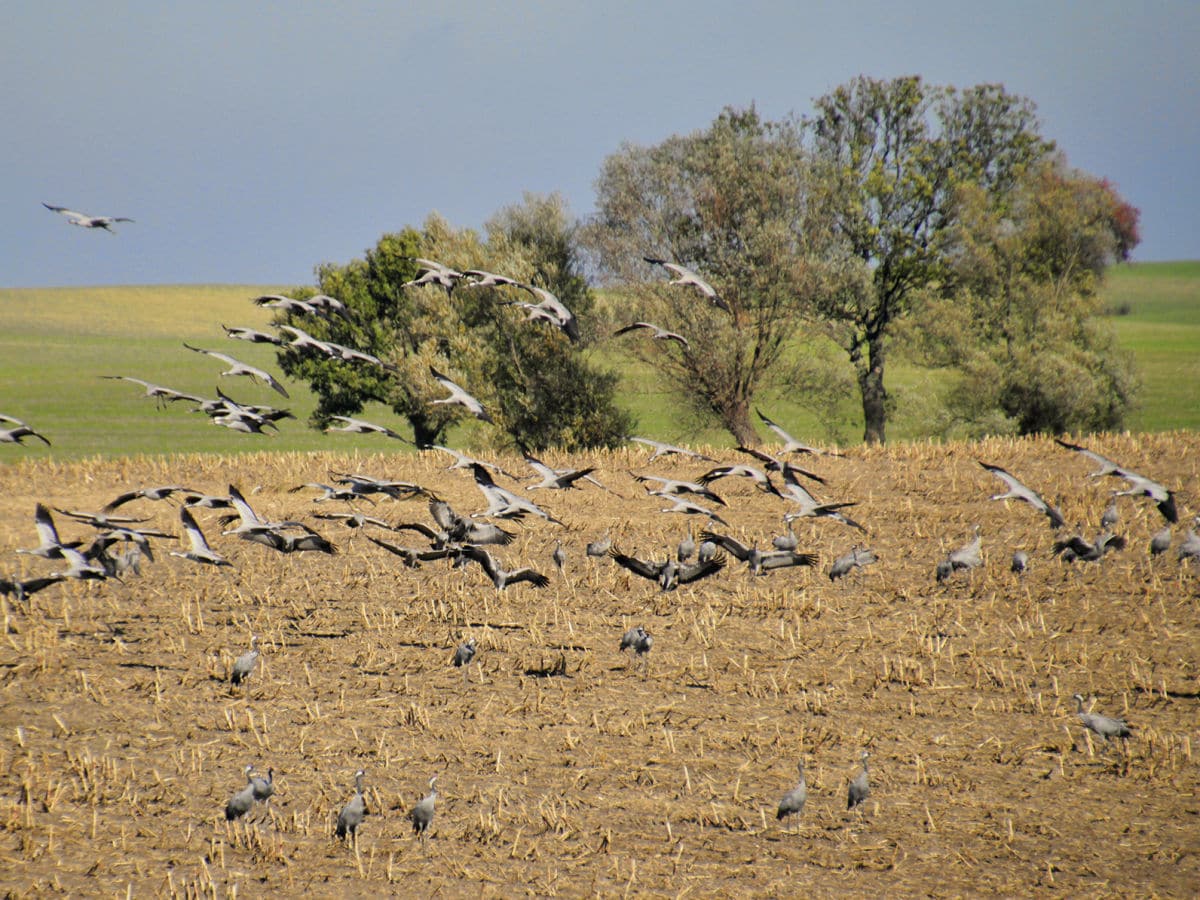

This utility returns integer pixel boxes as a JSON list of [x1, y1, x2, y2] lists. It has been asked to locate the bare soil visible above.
[[0, 433, 1197, 897]]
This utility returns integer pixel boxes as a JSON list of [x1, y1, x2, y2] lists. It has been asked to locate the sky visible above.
[[4, 1, 1197, 288]]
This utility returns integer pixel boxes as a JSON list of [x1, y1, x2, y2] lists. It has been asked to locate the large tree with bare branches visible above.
[[586, 107, 822, 445]]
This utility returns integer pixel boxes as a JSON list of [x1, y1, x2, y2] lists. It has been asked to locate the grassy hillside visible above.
[[1103, 261, 1200, 431], [0, 263, 1196, 461], [0, 285, 409, 459]]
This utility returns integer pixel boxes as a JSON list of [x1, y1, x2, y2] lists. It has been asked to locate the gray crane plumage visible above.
[[980, 462, 1065, 529], [0, 574, 65, 602], [648, 490, 729, 526], [513, 284, 580, 342], [1149, 526, 1172, 556], [609, 547, 726, 591], [16, 503, 79, 560], [222, 324, 284, 345], [937, 526, 983, 582], [1055, 439, 1177, 523], [43, 202, 133, 232], [403, 257, 463, 293], [1053, 529, 1126, 563], [230, 636, 259, 685], [250, 767, 274, 802], [676, 527, 696, 562], [470, 463, 563, 524], [777, 762, 807, 822], [49, 546, 109, 581], [0, 423, 52, 446], [613, 321, 690, 349], [847, 752, 870, 810], [101, 375, 205, 407], [699, 530, 817, 576], [182, 343, 290, 398], [1101, 501, 1120, 530], [453, 638, 477, 667], [643, 257, 730, 312], [325, 415, 411, 442], [828, 545, 878, 581], [631, 473, 727, 507], [1178, 522, 1200, 562], [170, 507, 231, 567], [409, 776, 438, 836], [225, 766, 257, 821], [253, 294, 319, 315], [586, 534, 612, 558], [628, 436, 715, 462], [336, 770, 367, 840], [619, 625, 653, 657], [457, 545, 550, 590], [1073, 694, 1132, 744], [756, 408, 841, 456], [430, 366, 493, 422], [771, 521, 798, 552]]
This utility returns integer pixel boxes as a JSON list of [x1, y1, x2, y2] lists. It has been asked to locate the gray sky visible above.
[[4, 1, 1196, 287]]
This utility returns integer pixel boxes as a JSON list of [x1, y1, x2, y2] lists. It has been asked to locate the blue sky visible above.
[[4, 1, 1197, 287]]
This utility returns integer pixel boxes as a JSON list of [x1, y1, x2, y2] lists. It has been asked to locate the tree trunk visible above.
[[722, 399, 760, 447], [858, 334, 888, 444], [409, 414, 444, 449]]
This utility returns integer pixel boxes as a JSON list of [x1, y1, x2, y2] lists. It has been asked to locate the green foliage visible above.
[[938, 303, 1139, 437], [807, 76, 1055, 442], [275, 197, 633, 450], [916, 159, 1141, 437]]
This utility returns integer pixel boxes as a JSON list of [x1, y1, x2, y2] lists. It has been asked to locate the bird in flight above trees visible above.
[[324, 415, 412, 443], [251, 294, 320, 316], [613, 321, 690, 350], [43, 203, 134, 233], [462, 269, 523, 289], [643, 258, 730, 312], [403, 257, 463, 294], [509, 285, 581, 343], [221, 325, 284, 346], [429, 366, 493, 423]]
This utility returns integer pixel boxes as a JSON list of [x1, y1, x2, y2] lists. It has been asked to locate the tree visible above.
[[912, 158, 1140, 435], [473, 193, 635, 450], [274, 196, 633, 450], [806, 76, 1054, 443], [586, 107, 820, 445]]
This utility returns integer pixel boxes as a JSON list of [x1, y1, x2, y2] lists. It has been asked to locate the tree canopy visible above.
[[274, 194, 633, 451], [806, 76, 1055, 442], [586, 76, 1138, 444], [586, 106, 821, 445], [910, 157, 1141, 435]]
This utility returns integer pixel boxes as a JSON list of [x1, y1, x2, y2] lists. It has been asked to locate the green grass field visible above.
[[1, 262, 1196, 461], [1103, 261, 1200, 431]]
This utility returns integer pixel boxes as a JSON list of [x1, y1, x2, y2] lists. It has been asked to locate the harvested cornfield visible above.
[[0, 433, 1197, 897]]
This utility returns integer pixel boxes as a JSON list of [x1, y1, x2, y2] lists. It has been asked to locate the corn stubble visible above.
[[0, 433, 1196, 895]]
